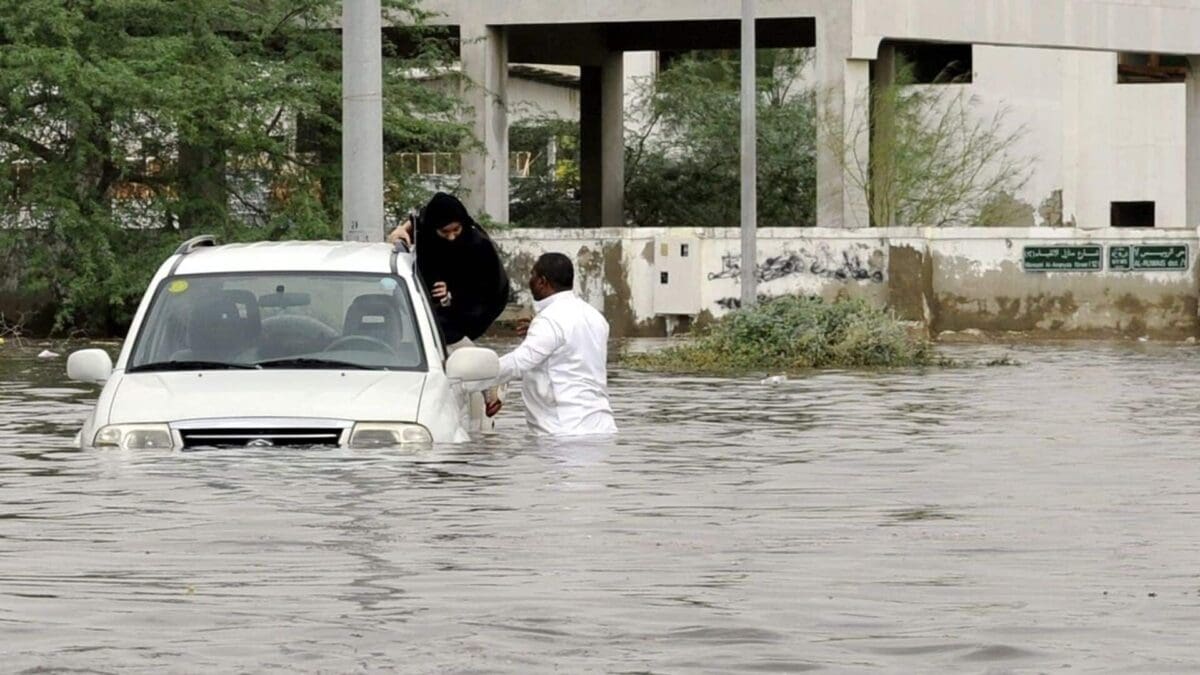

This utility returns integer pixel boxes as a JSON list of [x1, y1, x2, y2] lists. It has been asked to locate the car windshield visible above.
[[128, 272, 426, 372]]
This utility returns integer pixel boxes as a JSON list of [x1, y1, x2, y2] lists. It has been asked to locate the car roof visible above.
[[169, 240, 414, 277]]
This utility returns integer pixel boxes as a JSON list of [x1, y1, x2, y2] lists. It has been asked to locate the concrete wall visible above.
[[949, 46, 1189, 229], [507, 76, 580, 123], [491, 227, 1200, 339], [968, 46, 1065, 227], [1062, 51, 1188, 228]]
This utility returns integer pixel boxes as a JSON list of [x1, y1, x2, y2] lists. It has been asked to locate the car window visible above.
[[128, 273, 426, 371]]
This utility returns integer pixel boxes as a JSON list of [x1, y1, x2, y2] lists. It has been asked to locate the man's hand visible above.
[[432, 281, 452, 307], [484, 389, 503, 417], [387, 219, 413, 247], [515, 318, 531, 337]]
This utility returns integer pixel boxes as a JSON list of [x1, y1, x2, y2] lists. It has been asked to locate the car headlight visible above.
[[348, 423, 432, 448], [93, 424, 177, 450]]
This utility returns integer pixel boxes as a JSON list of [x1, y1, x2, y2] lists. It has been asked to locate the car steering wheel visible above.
[[325, 335, 397, 355]]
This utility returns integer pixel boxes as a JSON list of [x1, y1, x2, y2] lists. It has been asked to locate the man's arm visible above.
[[494, 316, 562, 385]]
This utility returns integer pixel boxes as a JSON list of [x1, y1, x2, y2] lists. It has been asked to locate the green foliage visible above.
[[509, 117, 580, 228], [0, 0, 466, 334], [507, 50, 818, 229], [623, 296, 932, 375], [625, 50, 817, 228]]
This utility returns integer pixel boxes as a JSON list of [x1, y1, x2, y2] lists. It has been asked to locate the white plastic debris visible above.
[[1137, 336, 1150, 343], [37, 349, 60, 359], [761, 375, 788, 385]]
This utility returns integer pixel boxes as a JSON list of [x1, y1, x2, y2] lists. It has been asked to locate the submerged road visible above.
[[2, 341, 1199, 672]]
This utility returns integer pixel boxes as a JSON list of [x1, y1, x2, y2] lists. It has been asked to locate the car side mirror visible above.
[[445, 347, 499, 390], [67, 349, 113, 384]]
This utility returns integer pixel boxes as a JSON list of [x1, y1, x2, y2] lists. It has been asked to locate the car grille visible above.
[[179, 427, 344, 449]]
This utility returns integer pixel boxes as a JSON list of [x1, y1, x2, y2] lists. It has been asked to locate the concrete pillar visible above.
[[871, 43, 897, 227], [842, 59, 872, 228], [1187, 57, 1200, 228], [342, 0, 384, 242], [460, 25, 509, 223], [581, 52, 625, 228], [815, 20, 871, 229], [875, 42, 897, 90]]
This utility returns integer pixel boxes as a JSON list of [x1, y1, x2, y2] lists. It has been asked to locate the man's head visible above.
[[529, 253, 574, 301]]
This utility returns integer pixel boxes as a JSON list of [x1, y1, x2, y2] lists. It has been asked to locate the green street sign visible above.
[[1133, 245, 1188, 270], [1109, 246, 1132, 271], [1023, 245, 1103, 272], [1108, 244, 1188, 271]]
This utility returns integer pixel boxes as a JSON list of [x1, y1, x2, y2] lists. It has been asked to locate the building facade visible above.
[[418, 0, 1200, 231]]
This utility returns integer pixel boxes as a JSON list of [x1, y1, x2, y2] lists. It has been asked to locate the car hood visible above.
[[106, 370, 427, 426]]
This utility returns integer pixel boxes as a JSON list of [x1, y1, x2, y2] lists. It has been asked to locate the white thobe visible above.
[[494, 291, 617, 436]]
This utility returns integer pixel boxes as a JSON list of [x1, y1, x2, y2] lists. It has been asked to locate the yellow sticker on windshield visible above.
[[168, 280, 189, 294]]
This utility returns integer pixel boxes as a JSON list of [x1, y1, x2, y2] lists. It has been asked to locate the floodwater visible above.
[[3, 340, 1200, 673]]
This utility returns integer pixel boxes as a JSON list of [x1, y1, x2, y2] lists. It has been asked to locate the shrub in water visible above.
[[624, 296, 931, 374]]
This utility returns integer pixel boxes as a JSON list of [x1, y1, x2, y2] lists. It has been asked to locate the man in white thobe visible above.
[[488, 253, 617, 437]]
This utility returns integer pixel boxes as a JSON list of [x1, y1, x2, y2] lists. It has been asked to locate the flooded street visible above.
[[3, 341, 1200, 673]]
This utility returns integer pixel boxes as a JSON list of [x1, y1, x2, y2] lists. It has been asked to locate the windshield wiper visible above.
[[254, 357, 377, 370], [129, 360, 261, 373]]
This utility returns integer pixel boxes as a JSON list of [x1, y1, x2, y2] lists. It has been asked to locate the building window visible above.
[[397, 152, 532, 178], [1117, 53, 1189, 84], [1111, 201, 1156, 228], [398, 152, 460, 176], [892, 41, 973, 84], [510, 151, 533, 178]]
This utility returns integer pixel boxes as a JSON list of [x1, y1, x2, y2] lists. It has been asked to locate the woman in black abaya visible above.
[[389, 192, 511, 419]]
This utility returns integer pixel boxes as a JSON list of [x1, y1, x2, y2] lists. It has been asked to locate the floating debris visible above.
[[761, 375, 788, 385], [37, 350, 60, 359]]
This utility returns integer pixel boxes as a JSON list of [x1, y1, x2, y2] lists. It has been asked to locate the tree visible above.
[[624, 49, 818, 229], [0, 0, 465, 333], [508, 116, 581, 228], [827, 62, 1033, 227]]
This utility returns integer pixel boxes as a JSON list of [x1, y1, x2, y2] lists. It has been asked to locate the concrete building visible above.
[[418, 0, 1200, 232], [406, 1, 1200, 340]]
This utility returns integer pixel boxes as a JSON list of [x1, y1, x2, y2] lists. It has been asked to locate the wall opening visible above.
[[1111, 201, 1156, 228], [891, 41, 973, 84], [1117, 53, 1189, 84]]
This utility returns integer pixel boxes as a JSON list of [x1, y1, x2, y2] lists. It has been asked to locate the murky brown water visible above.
[[3, 340, 1200, 673]]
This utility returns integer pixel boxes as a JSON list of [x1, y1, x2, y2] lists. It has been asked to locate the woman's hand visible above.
[[432, 281, 452, 307], [387, 219, 413, 247]]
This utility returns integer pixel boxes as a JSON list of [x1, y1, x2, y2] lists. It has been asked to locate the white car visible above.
[[67, 236, 500, 449]]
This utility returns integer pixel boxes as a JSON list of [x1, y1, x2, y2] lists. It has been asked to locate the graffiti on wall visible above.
[[707, 244, 886, 284]]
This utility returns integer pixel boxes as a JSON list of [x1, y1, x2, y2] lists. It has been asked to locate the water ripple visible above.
[[2, 342, 1200, 672]]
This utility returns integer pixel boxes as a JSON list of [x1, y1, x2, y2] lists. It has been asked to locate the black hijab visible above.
[[415, 193, 510, 344]]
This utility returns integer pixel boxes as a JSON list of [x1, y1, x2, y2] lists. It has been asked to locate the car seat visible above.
[[343, 294, 403, 347], [179, 292, 261, 361]]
